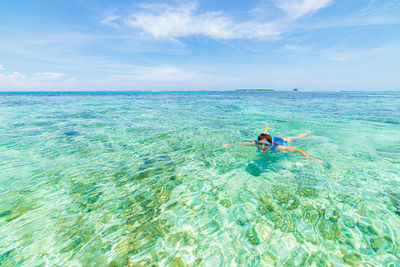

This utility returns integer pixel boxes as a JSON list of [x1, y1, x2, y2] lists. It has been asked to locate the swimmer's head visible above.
[[257, 133, 272, 144]]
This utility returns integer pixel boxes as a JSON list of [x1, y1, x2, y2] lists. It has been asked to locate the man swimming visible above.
[[222, 124, 323, 163]]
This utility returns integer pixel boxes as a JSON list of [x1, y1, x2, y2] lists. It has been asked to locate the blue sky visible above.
[[0, 0, 399, 91]]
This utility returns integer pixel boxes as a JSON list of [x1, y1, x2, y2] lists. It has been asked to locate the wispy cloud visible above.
[[0, 64, 4, 71], [110, 65, 198, 81], [319, 41, 400, 62], [107, 64, 241, 86], [103, 1, 337, 40], [0, 71, 67, 90], [34, 72, 64, 80], [116, 2, 280, 40], [284, 44, 309, 51], [0, 72, 26, 82], [0, 63, 240, 90], [0, 72, 33, 89], [275, 0, 333, 19], [100, 15, 121, 28], [296, 0, 400, 31], [101, 0, 400, 41]]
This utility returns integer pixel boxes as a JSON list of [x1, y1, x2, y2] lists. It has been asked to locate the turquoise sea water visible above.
[[0, 91, 399, 266]]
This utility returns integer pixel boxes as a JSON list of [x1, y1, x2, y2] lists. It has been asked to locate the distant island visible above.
[[235, 89, 274, 92]]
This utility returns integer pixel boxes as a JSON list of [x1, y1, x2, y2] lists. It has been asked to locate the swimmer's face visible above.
[[259, 138, 270, 151], [259, 139, 270, 145]]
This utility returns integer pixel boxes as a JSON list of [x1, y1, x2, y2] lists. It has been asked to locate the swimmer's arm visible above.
[[222, 141, 256, 147], [275, 145, 323, 163]]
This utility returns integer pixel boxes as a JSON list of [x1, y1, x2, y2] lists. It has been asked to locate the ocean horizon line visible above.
[[0, 90, 399, 94]]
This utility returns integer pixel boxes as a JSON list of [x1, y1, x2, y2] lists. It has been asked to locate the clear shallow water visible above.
[[0, 91, 399, 266]]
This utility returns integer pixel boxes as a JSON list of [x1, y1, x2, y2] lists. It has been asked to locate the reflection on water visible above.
[[0, 91, 399, 266]]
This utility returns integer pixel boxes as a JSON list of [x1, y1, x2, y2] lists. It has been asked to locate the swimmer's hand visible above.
[[311, 158, 323, 164], [222, 144, 229, 147], [276, 145, 323, 163]]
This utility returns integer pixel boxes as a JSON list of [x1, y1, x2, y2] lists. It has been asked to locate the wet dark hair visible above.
[[257, 133, 272, 143]]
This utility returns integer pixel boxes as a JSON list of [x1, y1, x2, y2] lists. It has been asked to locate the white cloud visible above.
[[0, 72, 26, 81], [101, 15, 121, 27], [0, 71, 68, 90], [0, 64, 4, 71], [0, 72, 32, 89], [93, 63, 243, 90], [275, 0, 333, 19], [319, 41, 400, 62], [103, 1, 336, 40], [120, 2, 279, 40], [109, 65, 225, 83], [111, 65, 195, 81], [101, 0, 400, 42], [0, 63, 241, 90], [34, 72, 64, 80], [284, 44, 309, 51], [308, 1, 400, 29]]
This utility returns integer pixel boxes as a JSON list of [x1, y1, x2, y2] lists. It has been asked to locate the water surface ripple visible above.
[[0, 92, 399, 266]]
